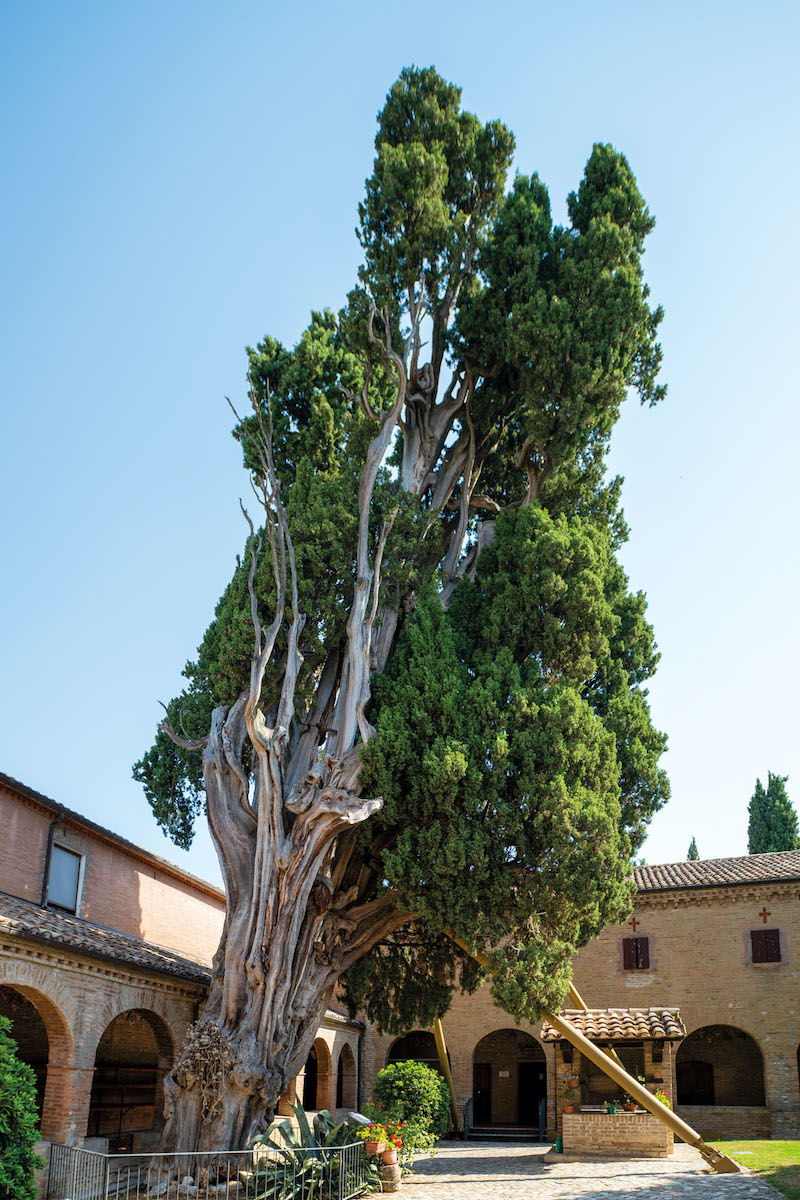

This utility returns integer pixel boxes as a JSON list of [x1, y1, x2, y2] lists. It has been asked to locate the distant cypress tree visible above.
[[687, 837, 699, 860], [748, 773, 799, 853]]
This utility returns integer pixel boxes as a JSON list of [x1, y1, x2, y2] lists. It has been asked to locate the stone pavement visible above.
[[405, 1140, 781, 1199]]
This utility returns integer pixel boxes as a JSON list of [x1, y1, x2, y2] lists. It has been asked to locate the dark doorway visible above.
[[303, 1045, 318, 1109], [518, 1061, 546, 1125], [676, 1025, 764, 1106], [0, 986, 49, 1118], [473, 1062, 491, 1123], [677, 1060, 715, 1106]]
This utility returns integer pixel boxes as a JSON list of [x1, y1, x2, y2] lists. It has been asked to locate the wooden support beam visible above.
[[432, 1017, 460, 1131]]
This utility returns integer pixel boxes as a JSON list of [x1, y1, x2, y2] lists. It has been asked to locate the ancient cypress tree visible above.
[[134, 66, 670, 1151], [748, 773, 799, 854]]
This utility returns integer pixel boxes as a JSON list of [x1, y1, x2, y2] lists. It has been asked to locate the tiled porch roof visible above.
[[541, 1007, 685, 1042], [0, 891, 210, 984]]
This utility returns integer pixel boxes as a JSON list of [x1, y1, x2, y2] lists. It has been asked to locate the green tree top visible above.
[[748, 773, 799, 854], [687, 837, 699, 860]]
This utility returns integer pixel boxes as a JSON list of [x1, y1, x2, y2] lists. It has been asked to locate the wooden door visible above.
[[518, 1061, 546, 1125], [473, 1062, 492, 1123]]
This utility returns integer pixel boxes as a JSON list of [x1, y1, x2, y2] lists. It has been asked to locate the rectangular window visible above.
[[622, 936, 650, 970], [47, 845, 82, 914], [751, 928, 781, 963]]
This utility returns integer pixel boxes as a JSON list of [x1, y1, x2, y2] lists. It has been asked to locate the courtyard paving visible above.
[[406, 1140, 781, 1199]]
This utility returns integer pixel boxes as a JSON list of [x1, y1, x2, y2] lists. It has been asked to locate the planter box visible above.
[[562, 1111, 674, 1158]]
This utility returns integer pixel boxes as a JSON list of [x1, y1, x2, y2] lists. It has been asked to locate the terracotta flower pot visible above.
[[381, 1148, 398, 1164], [563, 1104, 576, 1114], [365, 1140, 386, 1154]]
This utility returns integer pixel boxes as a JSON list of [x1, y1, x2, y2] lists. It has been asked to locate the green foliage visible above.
[[687, 836, 700, 861], [748, 773, 799, 854], [353, 507, 666, 1027], [0, 1016, 43, 1200], [369, 1060, 450, 1139]]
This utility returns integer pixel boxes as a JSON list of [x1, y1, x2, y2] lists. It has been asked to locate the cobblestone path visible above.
[[405, 1141, 780, 1199]]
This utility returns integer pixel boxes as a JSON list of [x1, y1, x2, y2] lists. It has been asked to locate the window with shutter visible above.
[[751, 928, 781, 963], [622, 936, 650, 969]]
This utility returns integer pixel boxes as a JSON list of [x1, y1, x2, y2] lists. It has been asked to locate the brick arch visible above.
[[0, 976, 75, 1142], [471, 1027, 546, 1127], [87, 1007, 176, 1148], [387, 1029, 442, 1070], [336, 1041, 357, 1109], [676, 1023, 765, 1107], [88, 990, 179, 1066], [0, 960, 77, 1050]]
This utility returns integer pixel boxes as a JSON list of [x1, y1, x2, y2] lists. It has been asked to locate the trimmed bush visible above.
[[371, 1060, 450, 1138], [0, 1015, 43, 1200]]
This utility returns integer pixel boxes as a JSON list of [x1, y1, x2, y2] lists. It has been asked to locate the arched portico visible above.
[[336, 1043, 357, 1109], [472, 1028, 546, 1127], [387, 1029, 442, 1072], [87, 1008, 174, 1152], [677, 1024, 765, 1107], [299, 1037, 332, 1111], [0, 982, 75, 1142]]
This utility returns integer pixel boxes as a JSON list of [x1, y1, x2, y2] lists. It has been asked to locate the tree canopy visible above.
[[687, 836, 699, 861], [747, 773, 798, 854], [134, 64, 669, 1085]]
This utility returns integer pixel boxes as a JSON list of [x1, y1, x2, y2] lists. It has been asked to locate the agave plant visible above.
[[253, 1102, 377, 1199]]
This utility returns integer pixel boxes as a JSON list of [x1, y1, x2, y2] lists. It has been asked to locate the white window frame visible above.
[[46, 843, 86, 915]]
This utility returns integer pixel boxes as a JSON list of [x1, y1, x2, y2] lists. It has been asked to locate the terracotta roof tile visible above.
[[634, 850, 800, 893], [0, 892, 210, 984], [540, 1007, 685, 1042]]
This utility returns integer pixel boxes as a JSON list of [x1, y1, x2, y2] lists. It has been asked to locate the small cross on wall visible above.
[[758, 907, 771, 924], [628, 917, 640, 932]]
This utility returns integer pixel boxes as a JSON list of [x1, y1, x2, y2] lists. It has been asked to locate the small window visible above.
[[47, 845, 82, 914], [623, 936, 650, 970], [751, 928, 781, 963]]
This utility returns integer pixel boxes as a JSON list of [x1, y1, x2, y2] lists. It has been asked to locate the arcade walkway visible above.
[[406, 1141, 780, 1199]]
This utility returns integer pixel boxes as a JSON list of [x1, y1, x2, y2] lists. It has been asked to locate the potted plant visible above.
[[651, 1087, 671, 1109], [356, 1123, 387, 1154], [621, 1093, 637, 1112], [559, 1086, 578, 1114], [381, 1133, 402, 1165], [605, 1100, 617, 1114]]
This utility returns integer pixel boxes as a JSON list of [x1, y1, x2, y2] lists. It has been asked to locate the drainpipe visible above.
[[40, 815, 64, 906], [356, 1024, 363, 1111]]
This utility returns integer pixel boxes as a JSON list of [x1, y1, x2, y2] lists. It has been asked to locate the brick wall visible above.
[[562, 1112, 673, 1157], [0, 782, 225, 965]]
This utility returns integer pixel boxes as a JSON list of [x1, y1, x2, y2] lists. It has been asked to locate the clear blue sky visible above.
[[1, 0, 798, 888]]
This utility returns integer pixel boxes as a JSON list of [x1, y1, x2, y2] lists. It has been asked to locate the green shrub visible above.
[[0, 1015, 43, 1200], [371, 1060, 450, 1139]]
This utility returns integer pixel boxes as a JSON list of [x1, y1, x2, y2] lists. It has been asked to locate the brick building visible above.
[[1, 767, 798, 1153], [0, 772, 362, 1155], [362, 852, 800, 1140]]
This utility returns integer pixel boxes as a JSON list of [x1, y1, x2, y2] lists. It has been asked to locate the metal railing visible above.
[[462, 1096, 473, 1141], [47, 1141, 370, 1200]]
